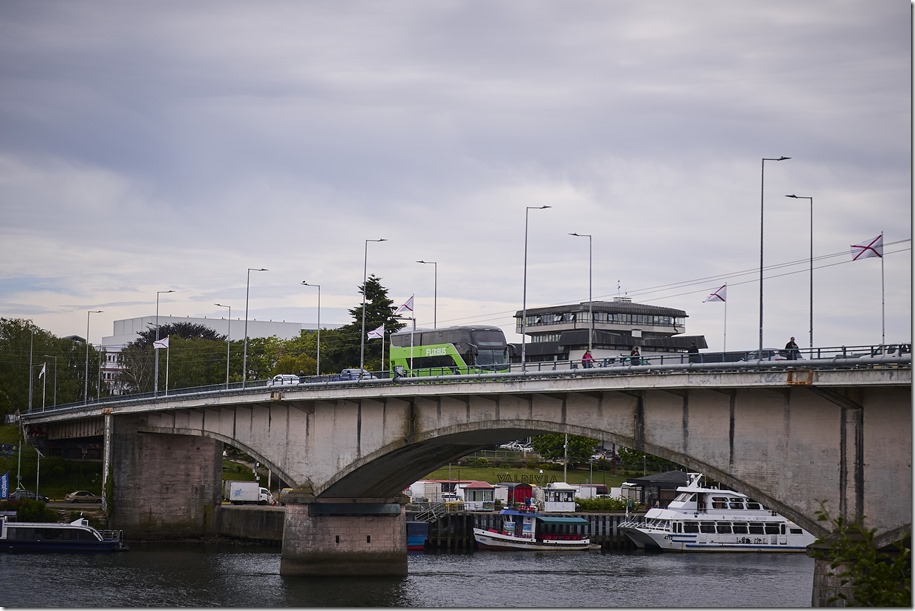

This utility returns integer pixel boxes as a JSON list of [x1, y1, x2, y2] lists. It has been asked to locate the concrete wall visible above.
[[218, 506, 284, 542], [280, 503, 407, 576], [109, 415, 223, 538]]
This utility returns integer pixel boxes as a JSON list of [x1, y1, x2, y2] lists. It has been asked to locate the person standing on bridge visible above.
[[629, 346, 641, 366], [582, 350, 594, 368], [785, 337, 800, 360]]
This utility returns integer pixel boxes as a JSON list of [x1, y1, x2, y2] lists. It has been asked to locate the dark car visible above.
[[64, 490, 102, 503], [334, 368, 377, 381], [9, 489, 49, 503]]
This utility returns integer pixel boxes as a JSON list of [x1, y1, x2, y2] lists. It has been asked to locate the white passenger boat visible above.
[[473, 507, 590, 551], [0, 515, 128, 552], [618, 473, 815, 552]]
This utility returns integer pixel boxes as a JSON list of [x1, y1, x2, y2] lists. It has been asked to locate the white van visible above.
[[268, 374, 300, 387]]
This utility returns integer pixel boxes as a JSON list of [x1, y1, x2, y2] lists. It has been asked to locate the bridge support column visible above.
[[280, 492, 407, 576]]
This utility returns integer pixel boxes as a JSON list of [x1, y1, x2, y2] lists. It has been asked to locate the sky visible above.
[[1, 1, 911, 353]]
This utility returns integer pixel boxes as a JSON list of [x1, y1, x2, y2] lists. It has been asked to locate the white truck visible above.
[[224, 481, 274, 505]]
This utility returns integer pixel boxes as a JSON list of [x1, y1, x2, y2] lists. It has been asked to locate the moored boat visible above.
[[1, 515, 128, 552], [473, 506, 590, 551], [618, 472, 815, 552]]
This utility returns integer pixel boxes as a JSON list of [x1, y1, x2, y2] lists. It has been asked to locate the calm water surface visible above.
[[2, 542, 814, 608]]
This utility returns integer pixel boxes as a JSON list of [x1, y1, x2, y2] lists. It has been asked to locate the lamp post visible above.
[[42, 355, 57, 406], [758, 156, 790, 352], [786, 194, 814, 350], [569, 232, 593, 352], [416, 260, 438, 328], [84, 310, 102, 404], [521, 205, 551, 371], [214, 303, 231, 388], [154, 289, 174, 397], [301, 282, 321, 375], [243, 268, 268, 389], [360, 239, 387, 372], [35, 448, 43, 500]]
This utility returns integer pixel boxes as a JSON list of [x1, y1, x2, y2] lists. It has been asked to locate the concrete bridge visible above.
[[19, 358, 912, 582]]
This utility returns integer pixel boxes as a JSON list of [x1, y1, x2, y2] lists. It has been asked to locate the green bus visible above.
[[389, 325, 513, 376]]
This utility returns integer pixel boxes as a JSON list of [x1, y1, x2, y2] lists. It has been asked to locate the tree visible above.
[[0, 318, 96, 414], [531, 434, 598, 466], [118, 322, 228, 392], [617, 447, 683, 474], [323, 275, 405, 372], [811, 503, 911, 606]]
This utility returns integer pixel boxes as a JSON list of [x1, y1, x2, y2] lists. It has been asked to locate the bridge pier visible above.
[[280, 490, 407, 576], [108, 415, 223, 538]]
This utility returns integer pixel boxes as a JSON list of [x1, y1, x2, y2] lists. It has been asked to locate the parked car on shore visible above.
[[64, 490, 102, 503], [9, 489, 49, 503]]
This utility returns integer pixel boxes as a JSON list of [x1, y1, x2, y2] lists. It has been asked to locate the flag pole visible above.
[[723, 287, 728, 353], [165, 346, 170, 396], [880, 231, 885, 345]]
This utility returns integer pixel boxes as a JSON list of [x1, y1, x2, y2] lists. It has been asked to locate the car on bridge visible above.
[[334, 368, 377, 381], [741, 349, 804, 362], [268, 374, 301, 387]]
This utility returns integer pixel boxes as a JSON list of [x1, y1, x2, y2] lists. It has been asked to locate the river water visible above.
[[2, 543, 814, 608]]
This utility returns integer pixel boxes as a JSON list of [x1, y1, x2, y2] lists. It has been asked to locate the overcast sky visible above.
[[1, 1, 911, 354]]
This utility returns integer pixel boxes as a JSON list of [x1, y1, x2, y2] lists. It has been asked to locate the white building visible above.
[[99, 315, 334, 394]]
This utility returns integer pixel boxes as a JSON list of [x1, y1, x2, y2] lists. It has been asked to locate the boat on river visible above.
[[618, 472, 815, 552], [0, 515, 128, 552], [473, 506, 590, 551]]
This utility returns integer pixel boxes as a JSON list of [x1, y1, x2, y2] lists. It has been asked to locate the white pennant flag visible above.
[[38, 363, 46, 379], [153, 336, 170, 350], [851, 234, 883, 261], [704, 284, 727, 303], [394, 295, 414, 315], [367, 324, 385, 340]]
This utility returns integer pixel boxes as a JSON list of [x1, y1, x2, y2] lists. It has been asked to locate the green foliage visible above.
[[0, 498, 59, 521], [531, 434, 598, 466], [617, 446, 683, 473], [812, 503, 911, 607]]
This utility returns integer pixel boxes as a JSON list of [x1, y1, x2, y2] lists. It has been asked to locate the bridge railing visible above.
[[15, 343, 910, 419]]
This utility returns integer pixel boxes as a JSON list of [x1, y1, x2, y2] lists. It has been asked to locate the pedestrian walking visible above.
[[582, 350, 594, 368], [785, 337, 800, 360]]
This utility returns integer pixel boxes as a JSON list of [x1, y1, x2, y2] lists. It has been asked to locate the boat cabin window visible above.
[[700, 522, 716, 533], [683, 522, 700, 533], [764, 523, 781, 535], [732, 522, 749, 534], [748, 523, 765, 534], [746, 500, 763, 510], [717, 522, 732, 534], [7, 526, 100, 542], [711, 496, 729, 509], [673, 492, 695, 503], [789, 527, 804, 535], [729, 501, 744, 509]]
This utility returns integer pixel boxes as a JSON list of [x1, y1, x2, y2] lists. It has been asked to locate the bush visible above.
[[812, 503, 911, 606], [0, 498, 59, 522]]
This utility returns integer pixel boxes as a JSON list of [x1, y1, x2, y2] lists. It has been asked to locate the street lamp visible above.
[[786, 194, 815, 350], [569, 233, 593, 352], [84, 310, 102, 404], [243, 268, 268, 389], [360, 239, 387, 372], [154, 289, 175, 397], [301, 282, 321, 376], [521, 205, 551, 371], [42, 355, 57, 406], [759, 156, 790, 352], [214, 303, 231, 388], [416, 260, 438, 328]]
